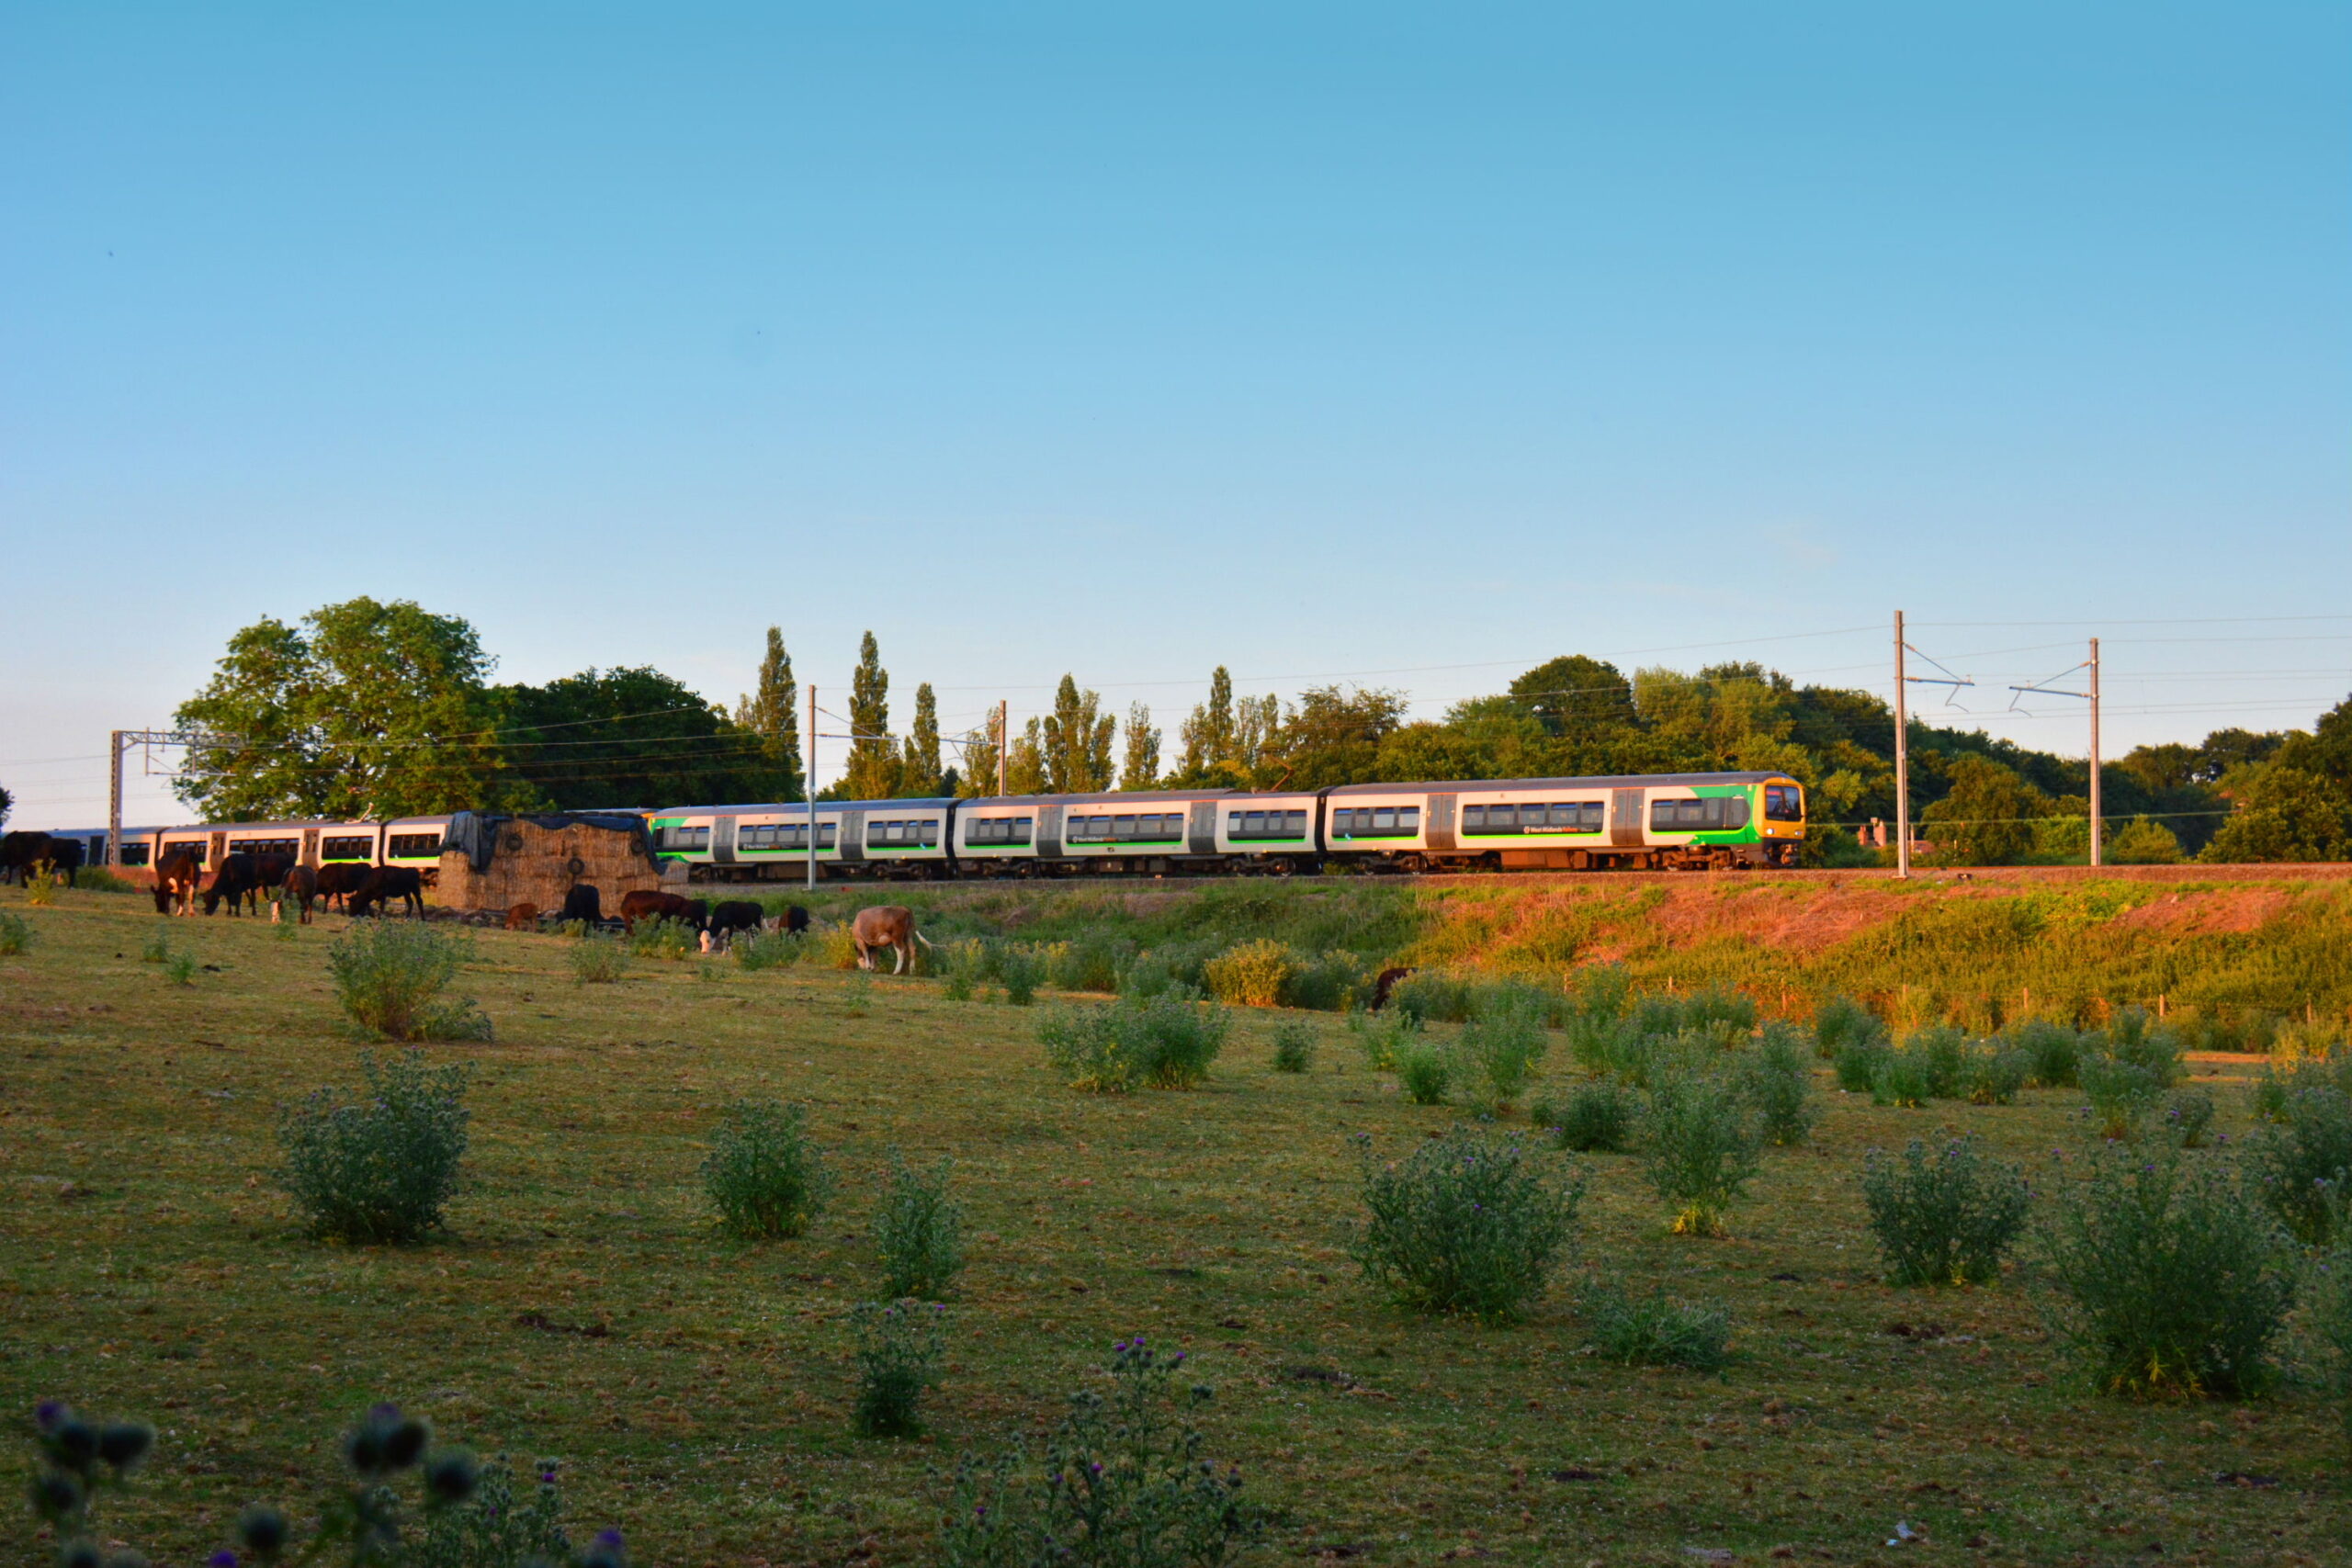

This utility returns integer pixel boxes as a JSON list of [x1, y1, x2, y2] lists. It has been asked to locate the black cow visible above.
[[781, 904, 809, 935], [706, 900, 764, 944], [279, 865, 319, 925], [44, 838, 84, 888], [153, 848, 204, 915], [0, 831, 74, 886], [684, 898, 711, 931], [315, 862, 369, 913], [559, 884, 603, 926], [348, 866, 425, 919], [202, 853, 266, 917]]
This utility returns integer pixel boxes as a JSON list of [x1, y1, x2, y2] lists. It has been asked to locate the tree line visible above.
[[121, 596, 2352, 866]]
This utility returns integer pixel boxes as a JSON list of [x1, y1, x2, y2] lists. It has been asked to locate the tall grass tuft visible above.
[[939, 939, 988, 1000], [22, 865, 60, 907], [1351, 1127, 1583, 1320], [1395, 1035, 1454, 1106], [2312, 1243, 2352, 1449], [1351, 1009, 1419, 1073], [2010, 1017, 2083, 1089], [1813, 993, 1886, 1062], [1459, 996, 1548, 1111], [991, 942, 1046, 1006], [2247, 1084, 2352, 1247], [1583, 1284, 1733, 1371], [1641, 1070, 1763, 1236], [1860, 1136, 2030, 1286], [2080, 1055, 2165, 1141], [851, 1299, 945, 1438], [1269, 1017, 1316, 1075], [628, 916, 695, 962], [731, 928, 801, 972], [1039, 992, 1231, 1092], [327, 920, 492, 1042], [0, 910, 31, 956], [703, 1100, 831, 1239], [1739, 1022, 1817, 1145], [277, 1051, 471, 1244], [2104, 1006, 2187, 1089], [569, 931, 630, 984], [1834, 1033, 1894, 1094], [2041, 1150, 2296, 1399], [874, 1153, 965, 1300]]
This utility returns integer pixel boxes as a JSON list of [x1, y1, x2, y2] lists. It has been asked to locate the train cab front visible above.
[[1757, 777, 1805, 865]]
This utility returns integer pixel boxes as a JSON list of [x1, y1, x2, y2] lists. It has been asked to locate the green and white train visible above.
[[646, 771, 1806, 880]]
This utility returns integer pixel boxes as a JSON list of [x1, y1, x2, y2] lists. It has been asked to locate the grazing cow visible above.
[[684, 898, 710, 931], [504, 901, 540, 931], [153, 849, 205, 916], [850, 905, 933, 975], [277, 865, 320, 925], [706, 900, 763, 945], [315, 862, 370, 913], [617, 890, 697, 932], [203, 853, 266, 917], [782, 904, 809, 935], [0, 831, 71, 886], [559, 884, 603, 927], [348, 866, 425, 919], [1369, 966, 1416, 1012]]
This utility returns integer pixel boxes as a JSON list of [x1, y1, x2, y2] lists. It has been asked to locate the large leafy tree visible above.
[[841, 631, 901, 801], [733, 626, 804, 802], [1265, 685, 1408, 789], [493, 667, 760, 810], [1921, 755, 2049, 865], [1039, 675, 1116, 793], [175, 597, 501, 820], [1508, 655, 1636, 738]]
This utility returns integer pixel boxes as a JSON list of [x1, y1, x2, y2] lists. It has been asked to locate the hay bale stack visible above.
[[434, 815, 663, 913]]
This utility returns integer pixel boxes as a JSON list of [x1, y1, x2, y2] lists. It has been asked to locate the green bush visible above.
[[874, 1154, 964, 1300], [1049, 931, 1134, 994], [1871, 1050, 1935, 1109], [1567, 1009, 1644, 1081], [0, 910, 30, 956], [703, 1100, 831, 1239], [938, 1337, 1259, 1568], [277, 1052, 470, 1244], [1964, 1044, 2032, 1106], [1739, 1022, 1816, 1145], [2081, 1055, 2165, 1141], [1642, 1070, 1763, 1236], [1283, 948, 1370, 1011], [628, 915, 695, 962], [570, 931, 630, 985], [2104, 1006, 2187, 1089], [327, 920, 492, 1042], [1834, 1035, 1893, 1094], [1532, 1080, 1638, 1154], [1459, 997, 1548, 1110], [992, 942, 1046, 1006], [731, 928, 801, 972], [1202, 938, 1295, 1007], [1813, 993, 1886, 1061], [1907, 1025, 1970, 1100], [2010, 1018, 2083, 1089], [162, 951, 198, 987], [1351, 1009, 1419, 1073], [1390, 970, 1476, 1026], [1116, 939, 1217, 999], [1270, 1017, 1316, 1074], [1039, 992, 1232, 1092], [139, 924, 172, 964], [2041, 1150, 2296, 1398], [1860, 1136, 2030, 1286], [939, 938, 987, 1000], [851, 1299, 945, 1438], [1396, 1035, 1454, 1105], [2161, 1089, 2217, 1150], [2312, 1243, 2352, 1449], [1583, 1283, 1732, 1371], [1351, 1127, 1583, 1320], [2247, 1084, 2352, 1247]]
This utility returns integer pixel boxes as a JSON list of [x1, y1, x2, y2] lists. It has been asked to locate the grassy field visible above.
[[2, 888, 2346, 1567]]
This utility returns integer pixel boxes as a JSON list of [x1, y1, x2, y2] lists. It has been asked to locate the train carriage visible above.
[[1320, 772, 1804, 871], [650, 800, 957, 879]]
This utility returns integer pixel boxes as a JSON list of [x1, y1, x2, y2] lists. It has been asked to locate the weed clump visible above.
[[1834, 1033, 1893, 1094], [2247, 1084, 2352, 1247], [2041, 1150, 2296, 1398], [731, 928, 801, 972], [704, 1100, 831, 1239], [1350, 1009, 1419, 1073], [2161, 1089, 2216, 1149], [327, 920, 492, 1042], [1050, 931, 1135, 994], [1203, 938, 1295, 1007], [1583, 1284, 1733, 1371], [1641, 1071, 1762, 1236], [1396, 1034, 1455, 1106], [1039, 992, 1231, 1092], [1532, 1080, 1638, 1154], [1269, 1017, 1316, 1074], [1351, 1126, 1583, 1320], [2312, 1244, 2352, 1448], [940, 938, 988, 1000], [852, 1300, 945, 1438], [0, 909, 30, 956], [277, 1051, 471, 1244], [1460, 996, 1548, 1111], [570, 931, 630, 984], [2080, 1055, 2165, 1141], [939, 1337, 1259, 1568], [1813, 993, 1886, 1061], [992, 942, 1046, 1006], [2009, 1017, 2083, 1089], [1739, 1022, 1816, 1145], [628, 916, 695, 962], [1860, 1136, 2030, 1287], [163, 951, 198, 987], [875, 1153, 964, 1300]]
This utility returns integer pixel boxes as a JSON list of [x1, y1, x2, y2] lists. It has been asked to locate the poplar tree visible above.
[[1041, 675, 1116, 793], [1176, 667, 1238, 779], [733, 626, 804, 801], [1119, 702, 1161, 790], [842, 630, 901, 801], [958, 707, 1003, 797], [901, 682, 944, 795]]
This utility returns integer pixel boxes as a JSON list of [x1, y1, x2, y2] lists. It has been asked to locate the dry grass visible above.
[[1, 888, 2346, 1566]]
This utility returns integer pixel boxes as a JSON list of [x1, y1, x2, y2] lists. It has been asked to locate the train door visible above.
[[208, 830, 227, 865], [300, 828, 320, 868], [1186, 800, 1218, 857], [711, 816, 738, 866], [836, 809, 865, 864], [1035, 805, 1065, 859], [1425, 795, 1457, 852], [1610, 789, 1645, 847]]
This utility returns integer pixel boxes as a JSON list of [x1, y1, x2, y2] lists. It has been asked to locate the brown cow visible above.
[[851, 905, 933, 975], [1369, 966, 1417, 1012], [277, 865, 319, 925], [153, 849, 204, 916], [618, 890, 696, 932], [504, 902, 540, 931], [348, 866, 425, 919], [315, 862, 370, 913]]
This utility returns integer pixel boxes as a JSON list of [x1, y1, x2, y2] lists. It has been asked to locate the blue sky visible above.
[[3, 4, 2346, 824]]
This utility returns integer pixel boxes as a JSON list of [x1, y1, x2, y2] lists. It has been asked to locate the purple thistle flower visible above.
[[210, 1552, 239, 1568], [595, 1529, 626, 1548], [34, 1401, 65, 1432]]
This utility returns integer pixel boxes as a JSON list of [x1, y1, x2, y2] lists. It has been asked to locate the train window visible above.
[[1114, 815, 1136, 840], [120, 843, 152, 866], [1649, 797, 1744, 831], [1543, 802, 1603, 830], [230, 838, 301, 859], [387, 833, 444, 858], [1722, 797, 1750, 829], [656, 824, 710, 852], [968, 816, 1034, 845], [1765, 784, 1804, 821], [163, 842, 208, 865], [1371, 807, 1396, 831], [322, 835, 374, 861]]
